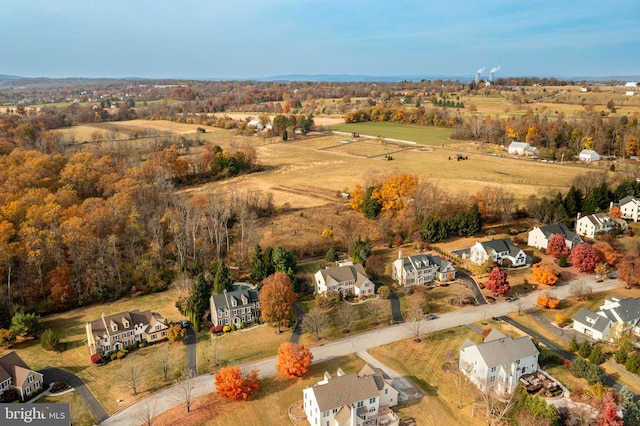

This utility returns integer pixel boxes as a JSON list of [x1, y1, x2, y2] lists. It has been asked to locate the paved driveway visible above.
[[457, 270, 487, 305], [41, 366, 109, 423], [389, 289, 404, 323], [185, 325, 196, 376]]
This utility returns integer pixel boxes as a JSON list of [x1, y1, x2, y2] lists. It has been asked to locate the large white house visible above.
[[578, 149, 601, 162], [468, 239, 527, 267], [573, 297, 640, 342], [617, 196, 640, 222], [508, 141, 538, 156], [459, 329, 539, 394], [527, 223, 583, 251], [303, 365, 399, 426], [391, 251, 456, 287], [314, 264, 374, 296], [575, 213, 626, 238], [86, 310, 169, 356]]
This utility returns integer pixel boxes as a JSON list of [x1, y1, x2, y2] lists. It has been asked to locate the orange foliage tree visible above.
[[214, 366, 259, 400], [372, 173, 418, 214], [537, 291, 560, 309], [259, 272, 297, 333], [276, 342, 313, 379], [531, 263, 558, 286], [592, 242, 621, 266], [609, 205, 622, 219]]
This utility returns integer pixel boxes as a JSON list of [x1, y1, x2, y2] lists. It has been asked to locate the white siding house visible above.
[[617, 196, 640, 222], [314, 264, 374, 296], [468, 239, 526, 267], [527, 224, 583, 250], [459, 330, 539, 394], [578, 150, 601, 161], [391, 251, 456, 287], [575, 213, 626, 238], [573, 297, 640, 342], [508, 141, 538, 156]]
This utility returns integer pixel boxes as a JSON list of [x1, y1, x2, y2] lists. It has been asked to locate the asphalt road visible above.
[[101, 276, 622, 426], [41, 366, 109, 423]]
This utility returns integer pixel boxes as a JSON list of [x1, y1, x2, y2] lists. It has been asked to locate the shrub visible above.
[[211, 325, 224, 334], [555, 314, 568, 325], [563, 359, 573, 370], [138, 341, 147, 348], [116, 350, 127, 359], [316, 290, 340, 309], [90, 353, 101, 364], [223, 325, 231, 333], [571, 357, 602, 385], [231, 324, 237, 332], [588, 344, 606, 365], [377, 286, 391, 299], [625, 352, 640, 374], [615, 349, 627, 364], [578, 340, 592, 358], [49, 382, 68, 393], [240, 322, 246, 329], [110, 353, 118, 361], [569, 335, 579, 352]]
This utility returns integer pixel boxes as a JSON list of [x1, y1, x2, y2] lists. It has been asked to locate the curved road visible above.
[[41, 366, 109, 423], [101, 276, 621, 426]]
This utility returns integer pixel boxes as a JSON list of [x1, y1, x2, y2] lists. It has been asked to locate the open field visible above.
[[331, 122, 455, 145]]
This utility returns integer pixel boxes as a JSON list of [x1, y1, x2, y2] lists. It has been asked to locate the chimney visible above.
[[577, 212, 581, 220], [398, 250, 402, 260]]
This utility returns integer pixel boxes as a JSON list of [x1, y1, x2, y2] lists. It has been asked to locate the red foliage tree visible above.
[[276, 342, 313, 379], [546, 233, 570, 259], [596, 391, 623, 426], [618, 253, 640, 288], [485, 266, 510, 295], [215, 366, 259, 401], [570, 243, 599, 272]]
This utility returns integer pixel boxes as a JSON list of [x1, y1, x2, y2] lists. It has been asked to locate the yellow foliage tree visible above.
[[349, 184, 365, 211], [531, 263, 558, 286], [372, 173, 418, 213]]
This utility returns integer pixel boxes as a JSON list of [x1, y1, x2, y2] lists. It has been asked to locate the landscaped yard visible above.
[[38, 391, 95, 426]]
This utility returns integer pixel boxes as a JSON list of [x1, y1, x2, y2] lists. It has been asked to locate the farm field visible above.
[[331, 122, 455, 145]]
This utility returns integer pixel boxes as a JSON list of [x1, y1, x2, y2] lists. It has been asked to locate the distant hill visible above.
[[0, 74, 22, 81], [251, 74, 472, 82]]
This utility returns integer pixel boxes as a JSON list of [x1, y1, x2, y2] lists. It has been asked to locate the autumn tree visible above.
[[570, 243, 599, 272], [546, 234, 569, 259], [215, 366, 259, 400], [592, 242, 621, 266], [594, 262, 610, 281], [531, 263, 558, 286], [618, 253, 640, 288], [167, 324, 187, 343], [276, 342, 313, 379], [302, 307, 331, 340], [484, 266, 510, 295], [596, 391, 623, 426], [537, 291, 560, 309], [259, 272, 297, 333], [0, 329, 16, 347], [336, 302, 360, 333], [609, 205, 622, 219]]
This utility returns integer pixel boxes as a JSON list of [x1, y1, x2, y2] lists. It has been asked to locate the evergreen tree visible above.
[[213, 260, 232, 294], [588, 344, 606, 365], [10, 309, 42, 338], [361, 186, 382, 219], [578, 340, 592, 358], [583, 180, 612, 214], [249, 245, 268, 281], [185, 273, 212, 332], [563, 185, 583, 218], [272, 245, 297, 274], [420, 214, 441, 243], [569, 335, 579, 352], [620, 386, 640, 426], [0, 300, 11, 330], [324, 248, 338, 262], [467, 204, 483, 235]]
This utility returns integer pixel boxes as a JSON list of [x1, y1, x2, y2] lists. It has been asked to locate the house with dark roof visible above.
[[573, 297, 640, 342], [576, 213, 627, 238], [459, 329, 539, 394], [210, 288, 260, 327], [0, 351, 44, 401], [314, 264, 374, 296], [391, 250, 456, 287], [617, 196, 640, 222], [86, 310, 169, 356], [468, 238, 526, 267], [527, 223, 583, 250], [303, 365, 399, 426]]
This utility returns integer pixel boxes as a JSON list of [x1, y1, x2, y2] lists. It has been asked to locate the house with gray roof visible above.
[[468, 238, 527, 267], [210, 288, 260, 328], [391, 250, 456, 287], [459, 329, 539, 394], [303, 365, 399, 426], [314, 264, 374, 296], [0, 351, 44, 401], [508, 141, 538, 156], [617, 196, 640, 222], [576, 212, 626, 238], [86, 310, 169, 356], [573, 297, 640, 342], [528, 223, 583, 251]]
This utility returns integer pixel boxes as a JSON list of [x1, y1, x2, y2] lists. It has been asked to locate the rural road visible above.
[[101, 276, 621, 426]]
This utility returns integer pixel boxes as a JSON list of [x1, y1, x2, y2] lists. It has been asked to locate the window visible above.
[[25, 386, 31, 394], [151, 334, 156, 340], [161, 331, 166, 337], [112, 325, 117, 332], [156, 325, 161, 331], [490, 366, 496, 372], [516, 359, 521, 365], [35, 382, 40, 389], [490, 376, 496, 382], [124, 320, 129, 328], [384, 389, 388, 394], [323, 411, 329, 418], [333, 408, 338, 414], [369, 397, 376, 404], [28, 375, 33, 383], [357, 401, 364, 408]]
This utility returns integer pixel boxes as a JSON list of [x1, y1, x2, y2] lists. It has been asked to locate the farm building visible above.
[[508, 141, 538, 156], [578, 150, 601, 162]]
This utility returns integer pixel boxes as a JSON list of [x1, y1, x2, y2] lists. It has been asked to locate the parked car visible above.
[[506, 296, 517, 303], [425, 314, 438, 321], [179, 319, 190, 328]]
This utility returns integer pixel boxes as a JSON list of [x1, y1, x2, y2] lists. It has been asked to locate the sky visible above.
[[2, 0, 639, 80]]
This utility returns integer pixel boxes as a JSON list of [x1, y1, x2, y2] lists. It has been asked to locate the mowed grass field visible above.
[[331, 122, 455, 146]]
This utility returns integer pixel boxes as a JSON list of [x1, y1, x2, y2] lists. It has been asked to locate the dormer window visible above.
[[112, 324, 117, 332], [123, 320, 130, 328], [231, 299, 237, 307]]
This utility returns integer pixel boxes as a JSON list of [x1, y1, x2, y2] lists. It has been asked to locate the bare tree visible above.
[[156, 344, 173, 382], [176, 369, 196, 413], [442, 349, 470, 409], [121, 354, 144, 396], [135, 401, 157, 426], [364, 299, 384, 325], [513, 293, 525, 316], [336, 302, 359, 333], [570, 280, 593, 301], [406, 292, 426, 342], [302, 307, 332, 340], [210, 333, 224, 368], [472, 379, 517, 426]]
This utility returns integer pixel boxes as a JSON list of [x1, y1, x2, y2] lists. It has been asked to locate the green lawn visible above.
[[331, 122, 455, 146]]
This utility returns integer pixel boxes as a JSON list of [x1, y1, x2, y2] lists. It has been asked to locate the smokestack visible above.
[[474, 67, 485, 83], [489, 66, 501, 82]]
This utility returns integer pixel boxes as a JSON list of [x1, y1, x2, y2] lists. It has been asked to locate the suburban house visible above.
[[459, 329, 539, 394], [210, 288, 260, 327], [391, 251, 456, 287], [468, 238, 527, 267], [0, 351, 44, 401], [527, 223, 583, 251], [314, 264, 374, 296], [86, 310, 169, 356], [573, 297, 640, 342], [575, 212, 627, 238], [303, 365, 399, 426], [578, 149, 601, 162], [616, 196, 640, 222], [508, 141, 538, 156]]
